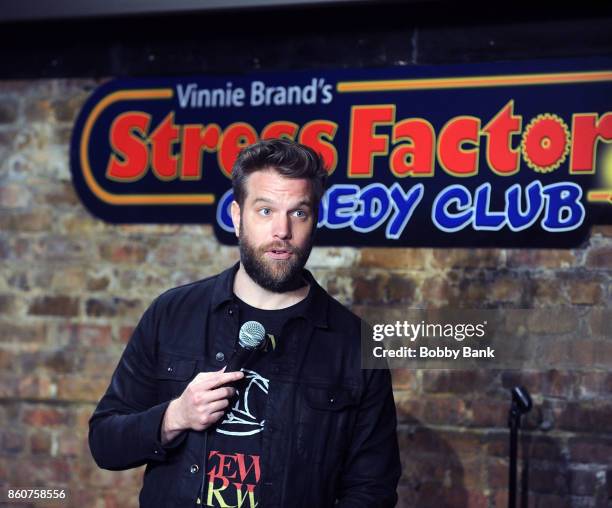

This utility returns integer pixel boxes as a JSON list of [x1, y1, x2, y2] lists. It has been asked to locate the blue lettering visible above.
[[432, 185, 472, 232], [216, 188, 235, 232], [542, 182, 585, 232], [474, 183, 506, 230], [387, 183, 424, 239], [506, 181, 544, 231], [353, 183, 392, 233], [326, 185, 360, 228]]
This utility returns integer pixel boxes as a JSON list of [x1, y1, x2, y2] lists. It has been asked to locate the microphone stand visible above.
[[508, 386, 532, 508]]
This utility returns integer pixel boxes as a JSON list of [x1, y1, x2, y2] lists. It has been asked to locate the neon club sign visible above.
[[70, 58, 612, 247]]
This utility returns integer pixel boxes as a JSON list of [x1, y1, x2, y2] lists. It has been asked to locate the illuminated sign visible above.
[[70, 58, 612, 247]]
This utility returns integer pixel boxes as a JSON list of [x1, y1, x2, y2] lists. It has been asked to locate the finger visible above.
[[201, 386, 236, 403], [197, 371, 244, 390], [208, 410, 226, 423], [206, 398, 230, 414]]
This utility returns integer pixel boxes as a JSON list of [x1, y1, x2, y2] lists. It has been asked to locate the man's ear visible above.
[[230, 200, 241, 238]]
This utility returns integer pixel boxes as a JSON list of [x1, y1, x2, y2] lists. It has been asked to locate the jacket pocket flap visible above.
[[304, 385, 357, 411], [156, 354, 197, 381]]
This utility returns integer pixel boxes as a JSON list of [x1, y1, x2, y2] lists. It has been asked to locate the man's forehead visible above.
[[243, 168, 313, 204]]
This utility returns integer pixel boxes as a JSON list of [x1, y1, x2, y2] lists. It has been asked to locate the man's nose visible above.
[[272, 213, 292, 239]]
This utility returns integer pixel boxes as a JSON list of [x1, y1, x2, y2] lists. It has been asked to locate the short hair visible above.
[[231, 139, 328, 208]]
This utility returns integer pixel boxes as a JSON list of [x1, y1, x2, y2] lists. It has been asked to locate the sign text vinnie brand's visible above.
[[70, 59, 612, 247]]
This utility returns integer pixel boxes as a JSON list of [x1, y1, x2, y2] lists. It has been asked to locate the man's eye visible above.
[[293, 210, 307, 218], [258, 208, 272, 216]]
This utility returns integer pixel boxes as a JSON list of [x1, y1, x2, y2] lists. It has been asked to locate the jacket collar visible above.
[[211, 261, 329, 329]]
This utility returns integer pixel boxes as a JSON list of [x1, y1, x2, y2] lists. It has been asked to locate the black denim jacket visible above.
[[89, 263, 401, 507]]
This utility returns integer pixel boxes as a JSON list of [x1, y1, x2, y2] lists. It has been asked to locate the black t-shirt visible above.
[[203, 290, 310, 508]]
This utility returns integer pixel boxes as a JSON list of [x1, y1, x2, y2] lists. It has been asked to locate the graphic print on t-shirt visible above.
[[205, 292, 309, 507], [205, 450, 261, 507], [217, 368, 269, 436]]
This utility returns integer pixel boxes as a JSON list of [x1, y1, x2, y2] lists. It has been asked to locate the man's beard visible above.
[[238, 222, 313, 293]]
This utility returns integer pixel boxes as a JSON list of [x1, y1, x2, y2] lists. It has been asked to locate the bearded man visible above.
[[89, 139, 401, 508]]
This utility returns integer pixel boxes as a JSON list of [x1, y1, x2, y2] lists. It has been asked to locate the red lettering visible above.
[[218, 122, 258, 178], [570, 113, 612, 174], [180, 123, 221, 179], [150, 112, 180, 179], [298, 120, 338, 173], [106, 112, 150, 181], [235, 454, 260, 483], [348, 105, 394, 177], [438, 116, 481, 176], [483, 101, 522, 175], [390, 118, 435, 176]]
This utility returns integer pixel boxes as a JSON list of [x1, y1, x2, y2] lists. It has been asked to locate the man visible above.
[[89, 139, 401, 507]]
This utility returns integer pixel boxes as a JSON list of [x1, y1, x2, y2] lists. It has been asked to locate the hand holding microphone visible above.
[[161, 321, 265, 443]]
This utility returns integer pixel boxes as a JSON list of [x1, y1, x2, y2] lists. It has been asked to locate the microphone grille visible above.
[[238, 321, 266, 350]]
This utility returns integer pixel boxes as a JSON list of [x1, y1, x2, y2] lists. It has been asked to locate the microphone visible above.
[[511, 386, 532, 414], [225, 321, 266, 372]]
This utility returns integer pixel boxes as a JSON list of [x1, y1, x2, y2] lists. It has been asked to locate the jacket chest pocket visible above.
[[155, 352, 197, 402], [296, 384, 357, 465]]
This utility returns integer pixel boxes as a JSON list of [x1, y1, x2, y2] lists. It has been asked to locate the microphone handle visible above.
[[225, 346, 256, 373]]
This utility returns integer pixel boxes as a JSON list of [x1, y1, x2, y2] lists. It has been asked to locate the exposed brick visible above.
[[360, 248, 429, 270], [1, 430, 26, 453], [119, 325, 135, 344], [86, 274, 111, 291], [586, 245, 612, 269], [0, 294, 18, 314], [51, 95, 85, 123], [569, 437, 612, 464], [469, 399, 506, 427], [556, 402, 612, 433], [591, 225, 612, 238], [0, 209, 54, 232], [391, 369, 417, 391], [85, 297, 142, 319], [40, 182, 80, 207], [30, 432, 52, 455], [17, 374, 55, 398], [0, 184, 31, 208], [420, 276, 459, 306], [532, 277, 569, 306], [568, 280, 603, 305], [589, 309, 611, 338], [56, 375, 108, 401], [568, 469, 597, 496], [506, 249, 577, 269], [28, 295, 79, 317], [24, 98, 53, 122], [387, 275, 416, 303], [99, 242, 148, 264], [488, 276, 523, 302], [22, 407, 70, 427], [432, 248, 503, 269], [353, 274, 388, 304], [0, 97, 18, 123], [530, 466, 570, 496], [0, 321, 47, 343], [422, 397, 469, 426], [57, 323, 113, 348]]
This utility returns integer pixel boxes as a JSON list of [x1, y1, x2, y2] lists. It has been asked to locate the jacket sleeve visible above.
[[88, 299, 187, 471], [336, 367, 401, 508]]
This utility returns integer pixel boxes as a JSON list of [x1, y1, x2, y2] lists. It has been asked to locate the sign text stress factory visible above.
[[70, 59, 612, 247]]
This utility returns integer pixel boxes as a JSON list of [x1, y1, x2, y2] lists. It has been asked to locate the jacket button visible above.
[[190, 464, 199, 474], [228, 308, 234, 316], [167, 366, 173, 372], [215, 352, 225, 362]]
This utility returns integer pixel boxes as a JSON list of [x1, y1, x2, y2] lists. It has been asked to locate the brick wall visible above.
[[1, 3, 611, 507]]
